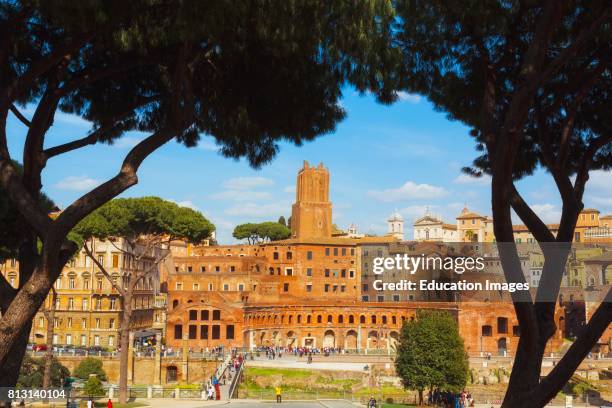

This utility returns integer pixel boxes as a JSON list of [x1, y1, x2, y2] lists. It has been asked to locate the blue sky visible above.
[[6, 90, 611, 243]]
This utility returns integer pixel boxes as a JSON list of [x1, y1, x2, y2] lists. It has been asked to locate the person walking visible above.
[[107, 398, 113, 408], [275, 386, 282, 403]]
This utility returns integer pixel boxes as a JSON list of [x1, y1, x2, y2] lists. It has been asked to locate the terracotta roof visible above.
[[456, 211, 486, 220]]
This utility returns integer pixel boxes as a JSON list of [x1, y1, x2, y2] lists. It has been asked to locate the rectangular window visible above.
[[176, 282, 183, 290], [306, 268, 313, 277], [363, 284, 368, 291], [109, 318, 115, 329], [341, 248, 346, 256], [350, 249, 355, 256], [238, 283, 245, 291], [283, 283, 289, 292], [212, 310, 221, 320], [230, 265, 235, 272], [393, 295, 400, 301], [174, 324, 183, 339], [187, 266, 193, 273], [223, 284, 229, 291], [200, 325, 209, 339], [325, 248, 330, 256], [212, 325, 220, 340], [200, 266, 206, 272], [201, 310, 209, 320], [286, 252, 292, 260], [307, 251, 313, 260], [285, 268, 293, 276], [273, 252, 279, 260], [189, 310, 198, 320], [324, 284, 329, 292], [193, 283, 199, 290], [226, 325, 235, 340], [189, 325, 197, 339], [112, 254, 119, 268], [341, 285, 346, 292], [306, 284, 312, 292], [95, 318, 100, 328], [333, 248, 338, 256], [215, 266, 220, 272], [362, 295, 369, 301], [325, 269, 330, 277], [82, 318, 87, 328], [341, 269, 346, 278], [349, 270, 355, 278], [67, 317, 72, 328], [377, 295, 384, 302]]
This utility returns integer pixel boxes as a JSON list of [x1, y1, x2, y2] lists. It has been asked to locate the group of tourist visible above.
[[428, 389, 474, 407]]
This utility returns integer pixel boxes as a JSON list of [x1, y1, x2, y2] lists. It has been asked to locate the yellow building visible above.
[[1, 238, 161, 349]]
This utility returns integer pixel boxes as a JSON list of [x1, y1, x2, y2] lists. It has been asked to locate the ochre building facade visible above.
[[165, 162, 564, 356]]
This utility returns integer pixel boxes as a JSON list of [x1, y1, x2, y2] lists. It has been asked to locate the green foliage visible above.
[[232, 222, 291, 243], [73, 357, 107, 381], [73, 197, 214, 244], [278, 216, 287, 227], [84, 376, 105, 397], [17, 355, 69, 388], [393, 0, 611, 179], [395, 310, 468, 393]]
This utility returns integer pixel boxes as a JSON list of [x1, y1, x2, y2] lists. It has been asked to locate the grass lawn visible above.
[[245, 367, 313, 378], [382, 404, 416, 408]]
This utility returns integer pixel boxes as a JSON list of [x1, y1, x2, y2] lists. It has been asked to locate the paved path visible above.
[[247, 358, 367, 372]]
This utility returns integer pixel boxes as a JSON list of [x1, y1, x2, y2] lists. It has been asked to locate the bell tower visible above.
[[291, 161, 332, 239]]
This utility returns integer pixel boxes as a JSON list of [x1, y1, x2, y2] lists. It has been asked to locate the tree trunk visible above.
[[42, 290, 57, 389], [417, 389, 423, 406], [0, 320, 32, 387], [0, 267, 53, 387], [119, 294, 132, 404]]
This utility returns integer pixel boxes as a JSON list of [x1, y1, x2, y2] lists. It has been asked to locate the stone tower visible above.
[[291, 161, 332, 239], [388, 210, 404, 240]]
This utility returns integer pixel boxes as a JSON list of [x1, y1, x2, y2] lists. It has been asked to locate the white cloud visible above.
[[211, 190, 272, 201], [55, 175, 101, 191], [198, 139, 220, 151], [284, 185, 296, 194], [530, 204, 562, 224], [453, 174, 491, 186], [587, 196, 612, 207], [396, 91, 422, 104], [585, 170, 612, 192], [367, 181, 448, 202], [224, 202, 290, 217], [222, 176, 274, 190]]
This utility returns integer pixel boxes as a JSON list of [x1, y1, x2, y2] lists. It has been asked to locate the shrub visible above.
[[73, 357, 107, 381]]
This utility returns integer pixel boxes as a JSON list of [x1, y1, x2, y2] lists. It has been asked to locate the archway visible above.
[[367, 331, 379, 349], [166, 366, 178, 383], [286, 331, 297, 347], [497, 337, 507, 356], [323, 330, 335, 348], [345, 330, 358, 350], [389, 331, 399, 351]]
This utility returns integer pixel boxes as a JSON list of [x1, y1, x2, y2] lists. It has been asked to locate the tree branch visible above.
[[83, 241, 125, 296], [510, 184, 556, 243], [43, 96, 160, 160], [0, 158, 52, 238], [9, 104, 32, 127], [535, 288, 612, 406], [54, 129, 175, 237]]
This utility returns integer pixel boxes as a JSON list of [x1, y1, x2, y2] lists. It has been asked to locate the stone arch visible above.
[[345, 330, 358, 349], [367, 330, 379, 349], [389, 331, 399, 350], [498, 337, 507, 356], [349, 315, 355, 324], [286, 331, 297, 347], [327, 314, 333, 323], [323, 330, 335, 348]]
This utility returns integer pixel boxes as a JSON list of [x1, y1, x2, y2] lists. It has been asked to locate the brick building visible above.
[[165, 161, 564, 356]]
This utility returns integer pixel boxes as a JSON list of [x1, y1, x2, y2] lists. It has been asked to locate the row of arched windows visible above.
[[245, 312, 413, 327]]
